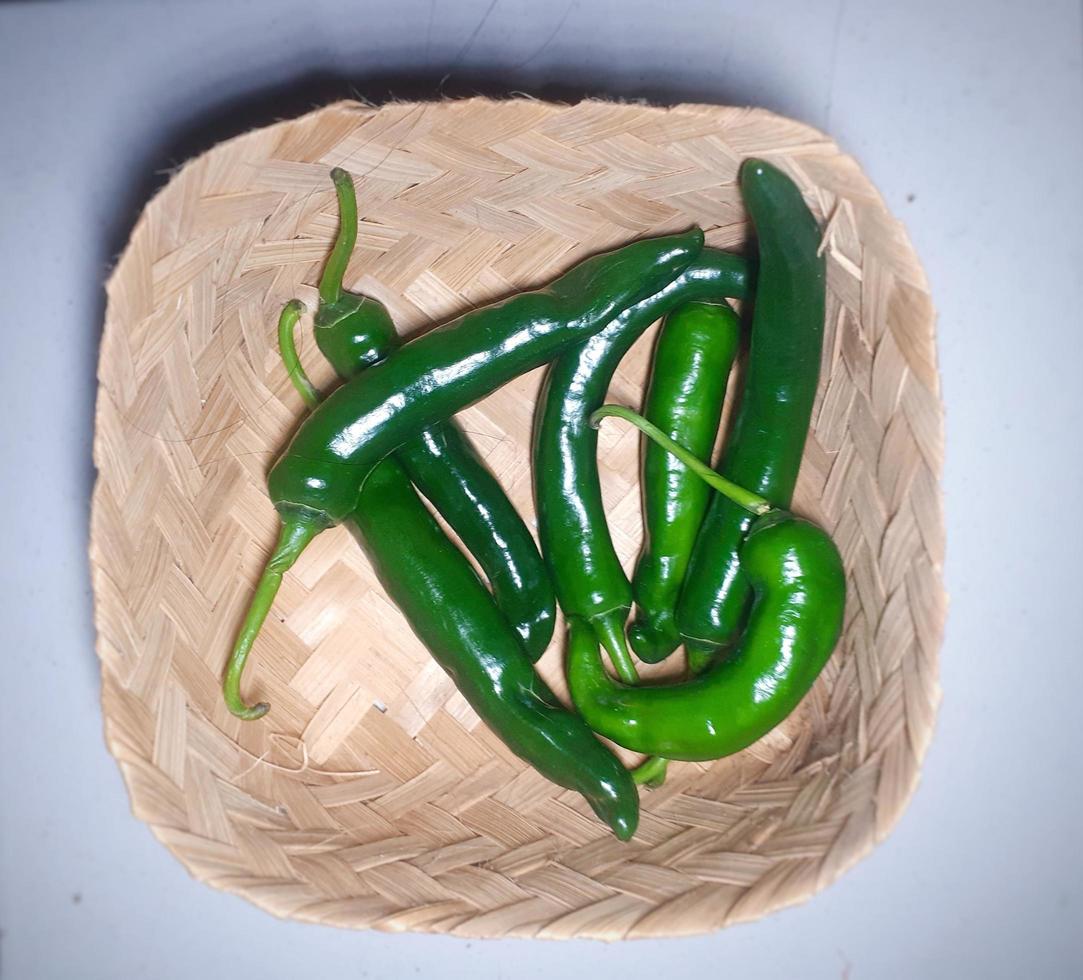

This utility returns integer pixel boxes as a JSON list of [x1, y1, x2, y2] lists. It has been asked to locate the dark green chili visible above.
[[677, 159, 826, 670], [273, 313, 638, 839], [629, 301, 740, 664]]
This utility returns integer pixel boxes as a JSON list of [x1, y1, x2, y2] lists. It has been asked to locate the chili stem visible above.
[[277, 300, 319, 409], [592, 614, 639, 685], [631, 756, 669, 788], [592, 608, 672, 786], [590, 405, 773, 516], [223, 517, 321, 720], [318, 168, 358, 307]]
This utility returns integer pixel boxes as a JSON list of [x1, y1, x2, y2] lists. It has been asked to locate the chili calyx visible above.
[[313, 168, 397, 377]]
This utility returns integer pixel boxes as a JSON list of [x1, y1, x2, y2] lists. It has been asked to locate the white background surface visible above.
[[1, 1, 1081, 977]]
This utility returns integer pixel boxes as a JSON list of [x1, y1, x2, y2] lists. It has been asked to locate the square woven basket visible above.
[[90, 97, 944, 939]]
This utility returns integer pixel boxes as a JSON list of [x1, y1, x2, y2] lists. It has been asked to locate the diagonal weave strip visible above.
[[90, 98, 943, 939]]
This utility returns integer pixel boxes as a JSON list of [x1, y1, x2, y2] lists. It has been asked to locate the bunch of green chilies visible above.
[[223, 159, 844, 841]]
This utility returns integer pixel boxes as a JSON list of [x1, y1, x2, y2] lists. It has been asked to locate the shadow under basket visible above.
[[90, 97, 944, 939]]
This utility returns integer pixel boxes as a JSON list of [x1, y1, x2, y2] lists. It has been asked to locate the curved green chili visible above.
[[267, 227, 705, 526], [353, 462, 639, 839], [676, 160, 826, 671], [568, 512, 845, 761], [628, 301, 741, 663]]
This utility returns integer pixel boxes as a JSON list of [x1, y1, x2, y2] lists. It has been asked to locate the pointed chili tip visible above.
[[740, 157, 769, 182], [330, 166, 351, 184], [611, 814, 637, 842]]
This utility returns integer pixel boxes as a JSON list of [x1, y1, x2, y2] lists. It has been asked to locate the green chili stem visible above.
[[277, 300, 319, 409], [223, 517, 321, 720], [591, 405, 773, 516], [318, 168, 358, 307], [631, 756, 669, 787], [593, 613, 639, 685]]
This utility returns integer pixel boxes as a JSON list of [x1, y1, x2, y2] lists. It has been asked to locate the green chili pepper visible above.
[[677, 159, 826, 670], [224, 229, 704, 718], [628, 301, 740, 664], [567, 510, 844, 761], [352, 462, 639, 839], [533, 251, 749, 685], [395, 427, 554, 658], [276, 313, 638, 839], [312, 169, 555, 659]]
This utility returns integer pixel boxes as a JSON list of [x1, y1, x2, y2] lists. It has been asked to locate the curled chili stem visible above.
[[318, 167, 358, 307], [590, 405, 773, 516], [223, 517, 322, 720], [278, 300, 319, 409], [631, 756, 669, 788]]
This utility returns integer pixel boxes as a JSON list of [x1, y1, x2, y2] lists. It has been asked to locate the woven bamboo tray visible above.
[[90, 97, 943, 939]]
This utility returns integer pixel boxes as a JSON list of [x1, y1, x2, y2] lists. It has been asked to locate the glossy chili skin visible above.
[[349, 459, 639, 840], [325, 334, 556, 662], [314, 287, 398, 378], [266, 229, 705, 527], [567, 513, 844, 761], [533, 251, 749, 669], [677, 160, 826, 665], [395, 426, 555, 658], [629, 302, 740, 663]]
